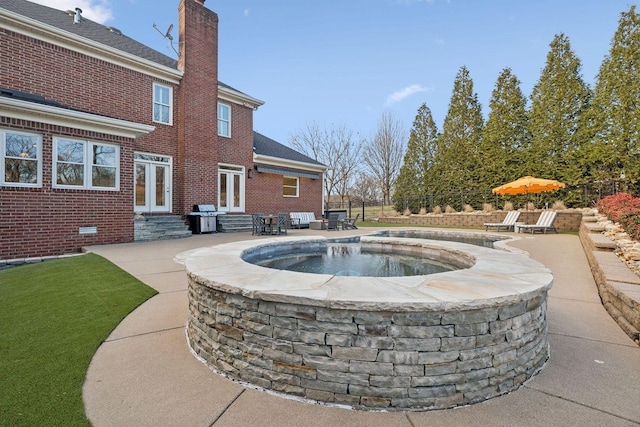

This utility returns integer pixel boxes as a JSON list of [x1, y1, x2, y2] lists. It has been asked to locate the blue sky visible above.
[[34, 0, 636, 145]]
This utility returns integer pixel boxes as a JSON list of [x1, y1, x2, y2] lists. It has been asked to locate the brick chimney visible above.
[[176, 0, 219, 213]]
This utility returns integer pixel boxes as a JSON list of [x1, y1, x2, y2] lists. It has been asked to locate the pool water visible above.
[[254, 243, 456, 277]]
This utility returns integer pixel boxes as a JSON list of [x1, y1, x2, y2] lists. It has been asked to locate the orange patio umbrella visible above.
[[492, 176, 566, 195]]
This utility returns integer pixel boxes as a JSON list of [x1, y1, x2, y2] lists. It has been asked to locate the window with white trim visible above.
[[218, 103, 231, 137], [153, 83, 173, 125], [283, 176, 298, 197], [53, 137, 119, 190], [1, 129, 42, 187]]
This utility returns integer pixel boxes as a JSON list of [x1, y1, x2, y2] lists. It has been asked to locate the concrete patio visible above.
[[83, 228, 640, 426]]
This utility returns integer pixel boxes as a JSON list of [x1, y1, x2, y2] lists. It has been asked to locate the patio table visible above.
[[260, 215, 276, 234]]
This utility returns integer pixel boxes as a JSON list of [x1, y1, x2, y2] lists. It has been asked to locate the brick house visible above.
[[0, 0, 326, 260]]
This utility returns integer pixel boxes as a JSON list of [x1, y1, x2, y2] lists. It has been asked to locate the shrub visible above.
[[598, 193, 640, 240], [482, 203, 494, 213], [503, 201, 514, 211], [419, 207, 427, 215], [526, 202, 536, 211], [445, 205, 456, 213], [403, 208, 412, 216], [551, 200, 567, 210], [432, 205, 442, 214], [463, 204, 474, 213]]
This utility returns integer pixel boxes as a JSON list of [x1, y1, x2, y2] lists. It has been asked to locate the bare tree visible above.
[[289, 122, 361, 208], [349, 171, 382, 202], [362, 112, 407, 205]]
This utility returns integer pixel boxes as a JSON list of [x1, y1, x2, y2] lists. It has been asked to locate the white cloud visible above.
[[29, 0, 114, 24], [386, 84, 429, 105], [435, 37, 445, 45], [244, 8, 250, 17]]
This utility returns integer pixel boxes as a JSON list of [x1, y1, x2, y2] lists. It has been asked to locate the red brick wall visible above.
[[218, 102, 254, 166], [177, 0, 219, 212], [245, 172, 323, 217], [0, 30, 178, 130], [0, 8, 180, 259], [0, 119, 134, 260]]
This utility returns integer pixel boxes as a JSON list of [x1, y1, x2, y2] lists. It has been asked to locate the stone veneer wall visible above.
[[380, 211, 582, 232], [187, 281, 549, 410], [579, 219, 640, 343]]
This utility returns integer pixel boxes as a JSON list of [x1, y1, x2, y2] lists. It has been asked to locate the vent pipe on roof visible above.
[[74, 7, 82, 24]]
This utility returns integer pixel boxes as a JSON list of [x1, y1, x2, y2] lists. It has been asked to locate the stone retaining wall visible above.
[[188, 278, 549, 410], [579, 221, 640, 343], [380, 211, 582, 232]]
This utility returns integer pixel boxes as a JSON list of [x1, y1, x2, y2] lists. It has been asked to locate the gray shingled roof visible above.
[[1, 0, 178, 68], [2, 0, 258, 99], [253, 132, 325, 167]]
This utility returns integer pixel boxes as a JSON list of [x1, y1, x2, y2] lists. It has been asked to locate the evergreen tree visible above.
[[584, 6, 640, 193], [480, 68, 530, 191], [393, 103, 439, 212], [527, 33, 591, 205], [434, 66, 484, 208]]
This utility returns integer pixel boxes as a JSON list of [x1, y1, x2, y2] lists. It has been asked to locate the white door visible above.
[[218, 164, 245, 213], [135, 155, 172, 213]]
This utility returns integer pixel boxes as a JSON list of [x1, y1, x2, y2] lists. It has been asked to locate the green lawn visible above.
[[0, 254, 157, 426]]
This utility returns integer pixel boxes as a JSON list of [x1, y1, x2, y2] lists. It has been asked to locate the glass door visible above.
[[134, 154, 172, 213], [218, 164, 245, 213]]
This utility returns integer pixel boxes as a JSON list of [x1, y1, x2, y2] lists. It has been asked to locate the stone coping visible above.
[[182, 234, 553, 312]]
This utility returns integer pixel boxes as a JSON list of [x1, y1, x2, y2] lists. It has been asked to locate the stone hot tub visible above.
[[184, 234, 552, 410]]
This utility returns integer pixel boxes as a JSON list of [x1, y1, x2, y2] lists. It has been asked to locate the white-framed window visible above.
[[218, 102, 231, 137], [283, 176, 299, 197], [1, 129, 42, 187], [153, 83, 173, 125], [53, 137, 119, 190]]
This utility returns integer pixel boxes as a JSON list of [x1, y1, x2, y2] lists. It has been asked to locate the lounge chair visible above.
[[484, 211, 521, 232], [340, 213, 359, 230], [327, 213, 340, 231], [518, 211, 558, 234]]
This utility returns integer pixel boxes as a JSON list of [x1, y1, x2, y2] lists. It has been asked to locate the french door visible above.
[[134, 154, 172, 213], [218, 164, 245, 213]]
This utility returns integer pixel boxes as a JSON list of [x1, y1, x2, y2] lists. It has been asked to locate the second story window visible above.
[[218, 103, 231, 137], [153, 83, 172, 125]]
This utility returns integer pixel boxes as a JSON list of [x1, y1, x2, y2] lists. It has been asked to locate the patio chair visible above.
[[327, 213, 340, 231], [251, 213, 266, 235], [276, 212, 288, 235], [518, 211, 558, 234], [484, 210, 521, 232], [340, 213, 359, 230]]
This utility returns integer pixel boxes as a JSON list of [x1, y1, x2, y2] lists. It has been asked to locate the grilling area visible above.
[[187, 204, 225, 234]]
